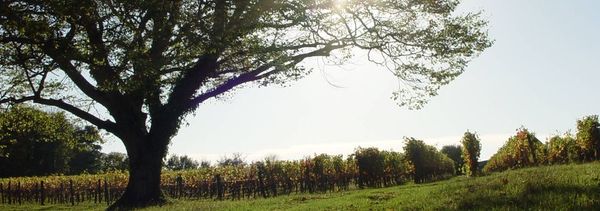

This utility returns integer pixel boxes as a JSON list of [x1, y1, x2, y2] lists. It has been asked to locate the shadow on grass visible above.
[[457, 184, 600, 210]]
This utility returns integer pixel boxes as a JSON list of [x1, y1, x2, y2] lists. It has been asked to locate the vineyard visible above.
[[1, 116, 596, 207], [483, 116, 600, 173], [0, 145, 454, 206]]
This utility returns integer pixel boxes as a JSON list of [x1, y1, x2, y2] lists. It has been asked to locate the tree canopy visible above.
[[0, 1, 491, 134]]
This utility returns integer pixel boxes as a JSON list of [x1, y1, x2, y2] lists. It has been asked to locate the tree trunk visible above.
[[107, 138, 168, 210]]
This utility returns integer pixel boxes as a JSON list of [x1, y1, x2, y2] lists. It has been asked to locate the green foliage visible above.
[[484, 127, 545, 172], [69, 126, 105, 174], [382, 150, 408, 185], [546, 133, 580, 164], [575, 115, 600, 161], [353, 147, 409, 188], [0, 0, 492, 136], [217, 153, 247, 167], [0, 106, 103, 177], [101, 152, 129, 172], [354, 147, 385, 188], [403, 138, 454, 183], [441, 145, 464, 175], [461, 132, 481, 176], [165, 154, 200, 171]]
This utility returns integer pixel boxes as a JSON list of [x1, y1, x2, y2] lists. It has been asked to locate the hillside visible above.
[[2, 162, 599, 210]]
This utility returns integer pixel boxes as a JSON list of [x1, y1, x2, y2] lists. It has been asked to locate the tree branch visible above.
[[0, 96, 117, 133], [189, 44, 346, 107], [43, 42, 114, 108]]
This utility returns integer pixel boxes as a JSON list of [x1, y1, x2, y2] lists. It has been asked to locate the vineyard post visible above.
[[69, 180, 74, 206], [195, 180, 201, 199], [216, 175, 223, 200], [60, 182, 64, 203], [104, 179, 109, 205], [258, 174, 266, 198], [35, 182, 39, 204], [17, 181, 21, 205], [0, 182, 3, 204], [40, 181, 45, 205], [176, 175, 183, 199], [96, 179, 101, 203], [7, 181, 10, 204], [87, 181, 91, 202]]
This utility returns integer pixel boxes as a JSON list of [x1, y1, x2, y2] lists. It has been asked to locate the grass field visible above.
[[2, 162, 599, 210]]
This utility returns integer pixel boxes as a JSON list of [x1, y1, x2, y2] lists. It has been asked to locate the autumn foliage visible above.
[[483, 128, 545, 172], [485, 116, 600, 173], [576, 115, 600, 161], [461, 132, 481, 176]]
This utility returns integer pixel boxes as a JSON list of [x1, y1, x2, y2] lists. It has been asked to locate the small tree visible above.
[[576, 115, 600, 161], [461, 131, 481, 176]]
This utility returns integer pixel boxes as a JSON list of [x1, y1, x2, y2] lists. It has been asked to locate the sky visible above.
[[103, 0, 600, 163]]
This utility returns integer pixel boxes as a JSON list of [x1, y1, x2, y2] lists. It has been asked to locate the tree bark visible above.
[[107, 135, 169, 210]]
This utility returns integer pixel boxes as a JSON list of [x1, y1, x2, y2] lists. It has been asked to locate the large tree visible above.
[[0, 0, 491, 208]]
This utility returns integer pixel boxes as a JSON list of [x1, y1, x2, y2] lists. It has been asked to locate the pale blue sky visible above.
[[103, 0, 600, 163]]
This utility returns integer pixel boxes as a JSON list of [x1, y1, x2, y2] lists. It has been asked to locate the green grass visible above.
[[3, 162, 600, 210]]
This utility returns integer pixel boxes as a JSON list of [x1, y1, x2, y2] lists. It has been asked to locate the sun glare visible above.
[[333, 0, 347, 10]]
